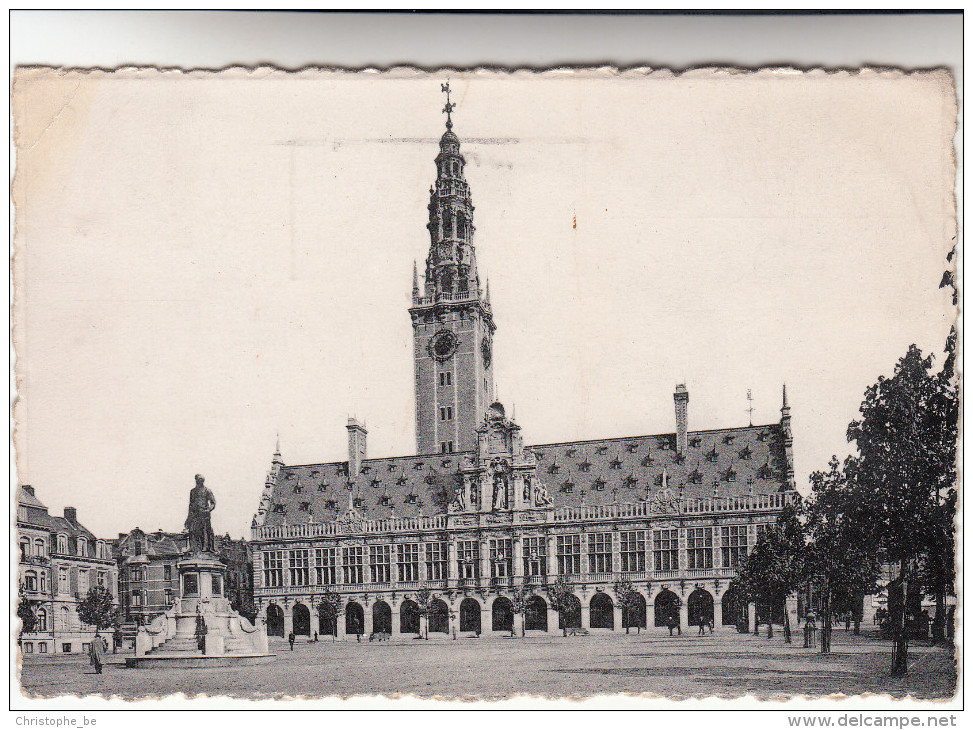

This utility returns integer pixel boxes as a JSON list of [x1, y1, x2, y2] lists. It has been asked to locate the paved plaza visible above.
[[19, 629, 955, 702]]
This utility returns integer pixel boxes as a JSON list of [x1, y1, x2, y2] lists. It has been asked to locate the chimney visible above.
[[346, 417, 368, 479], [21, 484, 34, 496], [674, 384, 689, 456], [64, 507, 77, 524]]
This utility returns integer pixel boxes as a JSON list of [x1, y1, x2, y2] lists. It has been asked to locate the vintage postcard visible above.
[[12, 67, 958, 704]]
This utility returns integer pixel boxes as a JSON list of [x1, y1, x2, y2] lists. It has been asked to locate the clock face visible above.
[[481, 337, 492, 368], [429, 330, 459, 361]]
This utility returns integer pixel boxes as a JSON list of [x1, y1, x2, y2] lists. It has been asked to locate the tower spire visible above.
[[441, 81, 455, 130]]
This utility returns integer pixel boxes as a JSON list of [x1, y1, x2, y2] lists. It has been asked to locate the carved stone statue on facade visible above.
[[185, 474, 217, 554], [532, 480, 553, 507], [491, 458, 508, 510]]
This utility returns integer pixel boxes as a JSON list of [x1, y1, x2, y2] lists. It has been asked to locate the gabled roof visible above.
[[261, 422, 789, 527], [52, 515, 98, 541]]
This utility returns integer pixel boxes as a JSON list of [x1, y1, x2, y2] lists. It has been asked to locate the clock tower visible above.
[[410, 84, 496, 455]]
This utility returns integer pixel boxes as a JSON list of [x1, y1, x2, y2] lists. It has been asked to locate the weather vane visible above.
[[441, 81, 455, 129], [746, 389, 755, 426]]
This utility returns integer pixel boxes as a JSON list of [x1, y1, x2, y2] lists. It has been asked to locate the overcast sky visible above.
[[13, 68, 956, 540]]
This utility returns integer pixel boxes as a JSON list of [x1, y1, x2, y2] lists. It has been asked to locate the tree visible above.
[[546, 577, 576, 637], [317, 589, 343, 642], [509, 584, 532, 637], [844, 339, 957, 675], [76, 585, 120, 632], [736, 505, 807, 642], [17, 583, 38, 639], [613, 578, 641, 634], [804, 456, 881, 654], [414, 587, 434, 640]]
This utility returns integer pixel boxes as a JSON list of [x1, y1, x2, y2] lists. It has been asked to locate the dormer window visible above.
[[379, 495, 393, 507], [370, 479, 381, 488], [387, 464, 397, 472], [361, 465, 371, 474], [578, 460, 592, 473], [641, 454, 655, 467], [706, 447, 718, 462], [533, 451, 545, 460], [298, 502, 311, 513], [396, 476, 408, 486], [414, 462, 424, 471], [592, 478, 606, 491], [272, 503, 286, 514], [723, 468, 737, 483], [757, 431, 768, 442], [673, 453, 686, 464], [441, 459, 452, 468], [689, 468, 703, 484], [353, 498, 365, 509], [654, 474, 664, 487], [609, 458, 622, 470], [317, 483, 328, 492], [404, 493, 418, 505], [626, 443, 639, 453], [424, 475, 437, 485], [624, 475, 638, 488], [596, 446, 608, 455], [547, 463, 560, 475], [309, 469, 319, 477], [689, 436, 702, 448], [293, 484, 303, 494], [566, 448, 577, 458], [336, 464, 347, 476], [739, 446, 753, 460], [723, 434, 736, 444], [324, 499, 338, 510], [758, 463, 773, 479], [57, 534, 67, 554], [560, 481, 574, 494]]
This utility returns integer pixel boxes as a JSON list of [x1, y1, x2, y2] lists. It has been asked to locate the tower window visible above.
[[439, 406, 453, 421], [440, 442, 455, 454], [439, 371, 452, 386]]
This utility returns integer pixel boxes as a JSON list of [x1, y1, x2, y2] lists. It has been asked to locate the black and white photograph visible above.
[[10, 11, 961, 715]]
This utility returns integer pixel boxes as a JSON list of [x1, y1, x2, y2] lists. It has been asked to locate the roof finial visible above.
[[412, 260, 419, 297], [441, 81, 455, 130], [782, 383, 789, 410], [275, 432, 280, 455], [485, 277, 491, 304]]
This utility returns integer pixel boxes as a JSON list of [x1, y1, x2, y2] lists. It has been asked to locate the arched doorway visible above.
[[267, 604, 284, 637], [373, 600, 392, 634], [400, 600, 420, 635], [558, 594, 582, 630], [721, 585, 744, 628], [428, 599, 449, 634], [625, 592, 648, 631], [590, 592, 615, 629], [345, 601, 365, 637], [492, 596, 513, 633], [293, 603, 311, 636], [460, 598, 481, 633], [688, 588, 714, 627], [317, 602, 337, 636], [525, 595, 548, 632], [654, 589, 680, 627]]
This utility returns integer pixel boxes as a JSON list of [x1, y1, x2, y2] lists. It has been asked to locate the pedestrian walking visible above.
[[697, 615, 707, 635], [112, 627, 122, 654], [667, 613, 681, 636], [88, 632, 107, 674], [288, 631, 296, 651]]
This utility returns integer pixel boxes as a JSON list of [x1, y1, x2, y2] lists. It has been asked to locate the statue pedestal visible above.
[[130, 551, 273, 667]]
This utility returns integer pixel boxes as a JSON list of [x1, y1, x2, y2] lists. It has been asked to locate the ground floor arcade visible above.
[[256, 579, 794, 640]]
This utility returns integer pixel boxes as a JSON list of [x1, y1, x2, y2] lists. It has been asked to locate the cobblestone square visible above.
[[19, 629, 955, 702]]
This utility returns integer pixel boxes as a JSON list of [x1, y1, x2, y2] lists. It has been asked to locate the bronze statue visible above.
[[185, 474, 216, 554]]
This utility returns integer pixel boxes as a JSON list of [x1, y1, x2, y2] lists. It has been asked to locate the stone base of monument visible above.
[[128, 553, 275, 669]]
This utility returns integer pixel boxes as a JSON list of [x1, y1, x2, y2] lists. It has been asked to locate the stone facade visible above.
[[17, 486, 118, 655], [250, 92, 798, 640]]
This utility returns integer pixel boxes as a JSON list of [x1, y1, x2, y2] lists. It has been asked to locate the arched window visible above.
[[39, 571, 46, 593], [24, 570, 37, 592], [60, 606, 71, 631], [35, 608, 47, 632], [57, 534, 68, 554], [77, 538, 88, 558], [33, 538, 45, 557], [19, 537, 29, 561]]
